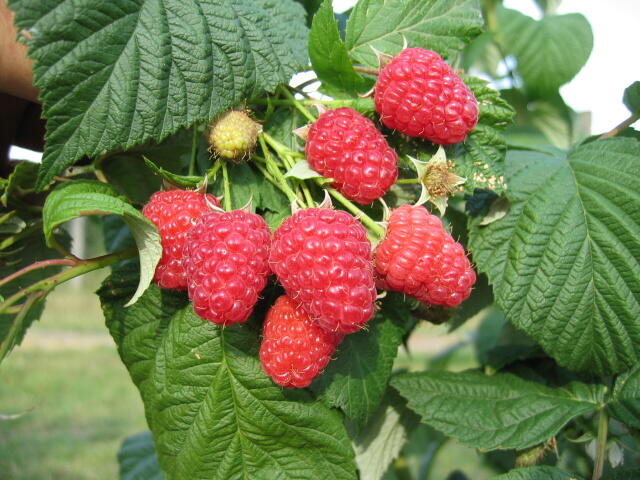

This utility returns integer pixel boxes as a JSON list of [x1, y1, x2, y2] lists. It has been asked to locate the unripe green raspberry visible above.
[[206, 110, 262, 162]]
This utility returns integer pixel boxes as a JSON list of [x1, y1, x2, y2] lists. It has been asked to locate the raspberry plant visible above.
[[1, 0, 639, 479]]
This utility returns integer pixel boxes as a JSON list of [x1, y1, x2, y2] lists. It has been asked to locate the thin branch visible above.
[[221, 162, 232, 211], [353, 65, 379, 76], [0, 248, 136, 315], [322, 186, 385, 239], [599, 112, 640, 139], [278, 87, 317, 123], [0, 258, 77, 289], [189, 126, 199, 175]]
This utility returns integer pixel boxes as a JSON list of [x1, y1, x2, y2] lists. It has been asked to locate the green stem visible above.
[[0, 258, 77, 289], [0, 210, 18, 226], [396, 178, 421, 184], [258, 138, 305, 207], [0, 292, 43, 360], [353, 65, 379, 76], [592, 408, 609, 480], [599, 112, 640, 139], [0, 248, 136, 316], [0, 222, 42, 251], [205, 161, 223, 183], [251, 98, 360, 108], [300, 181, 315, 208], [221, 162, 232, 211], [252, 161, 297, 207], [262, 133, 315, 206], [292, 77, 319, 91], [189, 126, 199, 175], [323, 187, 384, 238], [278, 87, 317, 123]]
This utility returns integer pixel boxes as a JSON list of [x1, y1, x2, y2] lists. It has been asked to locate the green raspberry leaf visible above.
[[469, 139, 640, 375], [141, 157, 201, 189], [391, 370, 602, 451], [43, 180, 161, 306], [285, 160, 324, 180], [8, 0, 308, 190], [118, 431, 164, 480], [449, 77, 514, 194], [349, 387, 419, 480], [311, 294, 410, 426], [99, 264, 357, 480], [602, 469, 640, 480], [1, 161, 39, 207], [609, 364, 640, 429], [496, 7, 593, 96], [309, 0, 369, 97], [490, 466, 582, 480], [345, 0, 483, 68], [0, 214, 68, 363], [623, 81, 640, 115]]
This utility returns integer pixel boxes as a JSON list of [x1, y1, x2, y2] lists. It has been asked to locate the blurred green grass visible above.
[[0, 274, 501, 479], [0, 276, 146, 480]]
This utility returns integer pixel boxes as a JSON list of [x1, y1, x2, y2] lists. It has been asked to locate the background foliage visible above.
[[1, 0, 639, 479]]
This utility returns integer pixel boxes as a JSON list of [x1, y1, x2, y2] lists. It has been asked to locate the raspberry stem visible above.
[[353, 65, 379, 76], [322, 187, 385, 239], [0, 248, 136, 317], [592, 408, 608, 480], [279, 87, 317, 123], [262, 132, 315, 208], [0, 258, 77, 289], [599, 112, 640, 139], [189, 126, 199, 176], [205, 161, 223, 183], [396, 178, 421, 184], [253, 98, 362, 108], [260, 131, 384, 239], [221, 163, 233, 210], [258, 136, 306, 208], [0, 291, 44, 360]]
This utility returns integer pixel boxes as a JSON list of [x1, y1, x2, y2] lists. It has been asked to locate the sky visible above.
[[10, 0, 639, 162]]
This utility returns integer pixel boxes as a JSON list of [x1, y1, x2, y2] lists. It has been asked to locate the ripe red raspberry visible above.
[[270, 208, 376, 334], [374, 205, 476, 307], [260, 295, 342, 388], [184, 210, 271, 325], [374, 48, 478, 145], [305, 107, 398, 205], [142, 190, 219, 290]]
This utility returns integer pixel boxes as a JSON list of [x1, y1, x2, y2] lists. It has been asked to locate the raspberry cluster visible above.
[[143, 47, 479, 389], [270, 208, 377, 334]]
